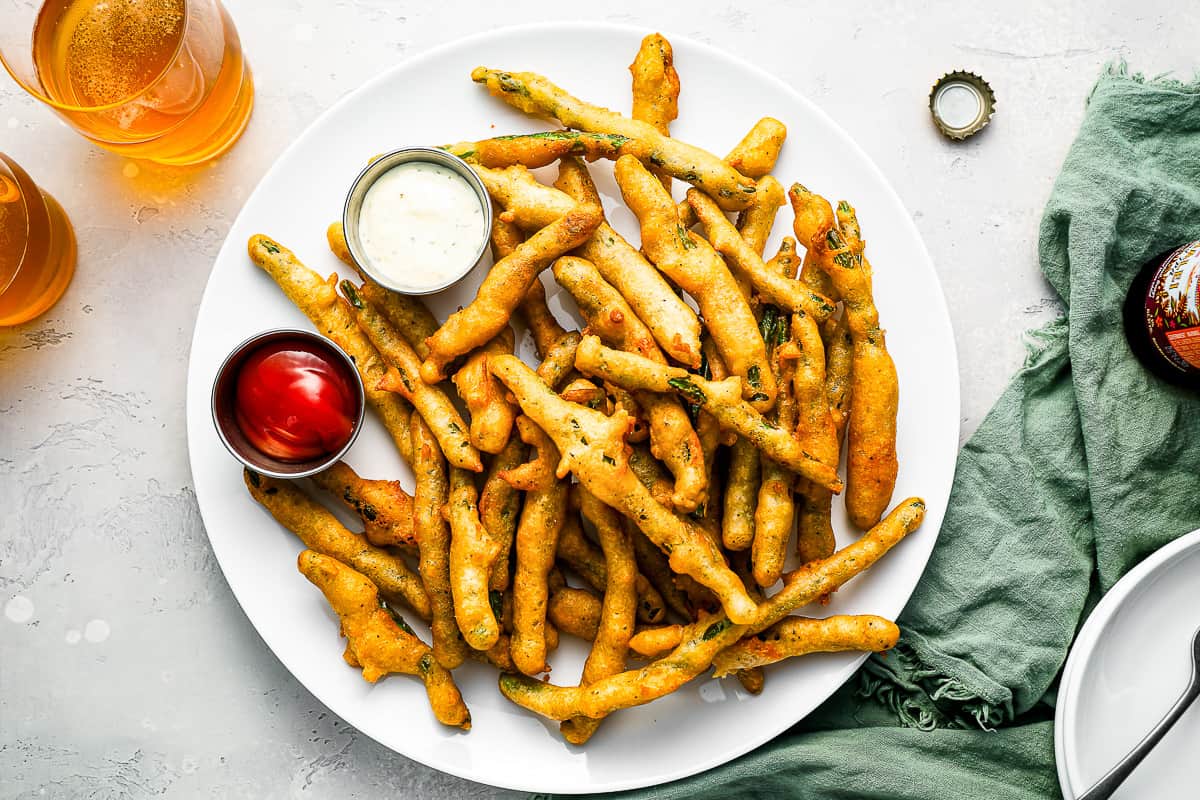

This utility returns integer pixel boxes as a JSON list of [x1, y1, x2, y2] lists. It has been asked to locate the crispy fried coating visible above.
[[411, 415, 468, 669], [628, 624, 683, 659], [535, 330, 582, 390], [630, 33, 680, 190], [507, 417, 568, 675], [309, 462, 415, 549], [489, 354, 758, 625], [788, 185, 838, 302], [802, 194, 898, 529], [452, 327, 518, 455], [548, 586, 602, 642], [785, 313, 840, 564], [555, 157, 702, 367], [725, 117, 788, 179], [489, 212, 570, 362], [479, 434, 526, 591], [556, 511, 666, 626], [297, 550, 470, 729], [561, 486, 639, 744], [342, 281, 481, 472], [689, 189, 834, 322], [445, 467, 502, 651], [735, 175, 788, 258], [473, 164, 575, 233], [711, 614, 900, 677], [444, 130, 637, 169], [244, 470, 430, 620], [519, 278, 568, 358], [420, 205, 601, 382], [752, 357, 798, 588], [247, 235, 414, 464], [825, 313, 854, 443], [553, 255, 707, 512], [614, 156, 775, 409], [574, 336, 843, 492], [722, 439, 761, 552], [497, 499, 925, 721], [471, 67, 756, 209]]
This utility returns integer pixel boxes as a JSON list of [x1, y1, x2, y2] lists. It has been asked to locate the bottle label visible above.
[[1145, 240, 1200, 373]]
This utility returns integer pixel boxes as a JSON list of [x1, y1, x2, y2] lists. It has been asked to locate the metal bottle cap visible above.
[[929, 71, 995, 140]]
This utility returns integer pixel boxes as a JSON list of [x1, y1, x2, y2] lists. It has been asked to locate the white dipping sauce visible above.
[[357, 161, 487, 291]]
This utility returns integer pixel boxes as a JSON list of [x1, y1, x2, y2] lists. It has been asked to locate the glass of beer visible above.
[[0, 153, 77, 326], [0, 0, 254, 166]]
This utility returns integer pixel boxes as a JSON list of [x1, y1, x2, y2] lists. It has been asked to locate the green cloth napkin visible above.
[[551, 66, 1200, 800]]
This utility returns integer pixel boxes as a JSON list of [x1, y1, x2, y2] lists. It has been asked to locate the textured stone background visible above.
[[1, 1, 1194, 797]]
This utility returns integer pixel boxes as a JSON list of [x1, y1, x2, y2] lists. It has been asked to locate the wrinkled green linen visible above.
[[551, 67, 1200, 799]]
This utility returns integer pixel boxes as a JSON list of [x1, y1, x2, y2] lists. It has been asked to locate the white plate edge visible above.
[[1054, 527, 1200, 799]]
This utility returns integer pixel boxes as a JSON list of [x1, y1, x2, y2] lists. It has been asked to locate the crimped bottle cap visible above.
[[929, 71, 995, 140]]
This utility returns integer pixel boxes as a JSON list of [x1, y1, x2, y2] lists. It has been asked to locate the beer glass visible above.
[[0, 153, 76, 326], [0, 0, 254, 165]]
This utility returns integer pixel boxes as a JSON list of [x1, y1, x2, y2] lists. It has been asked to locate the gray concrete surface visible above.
[[2, 1, 1195, 797]]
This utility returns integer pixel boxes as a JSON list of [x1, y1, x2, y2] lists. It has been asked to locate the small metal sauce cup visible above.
[[211, 329, 366, 479], [342, 146, 493, 295]]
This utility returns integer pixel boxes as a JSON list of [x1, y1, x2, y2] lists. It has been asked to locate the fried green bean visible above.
[[725, 117, 787, 179], [247, 234, 414, 464], [444, 130, 637, 169], [497, 499, 925, 721], [752, 357, 797, 588], [562, 486, 639, 744], [574, 336, 843, 492], [244, 470, 430, 620], [489, 355, 758, 624], [506, 417, 568, 676], [630, 32, 680, 190], [411, 414, 468, 669], [825, 312, 854, 443], [342, 281, 482, 472], [298, 550, 470, 729], [806, 202, 898, 529], [535, 330, 582, 390], [689, 189, 834, 323], [552, 254, 706, 512], [548, 586, 602, 642], [452, 327, 518, 455], [479, 434, 526, 592], [712, 614, 900, 677], [471, 67, 757, 209], [309, 462, 415, 549], [554, 157, 702, 367], [446, 467, 501, 651], [722, 439, 761, 552], [615, 156, 774, 409], [788, 184, 838, 301], [473, 164, 575, 232], [786, 312, 840, 563], [420, 204, 601, 382], [735, 175, 787, 258]]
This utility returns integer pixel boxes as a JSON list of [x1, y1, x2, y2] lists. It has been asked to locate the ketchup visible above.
[[1124, 240, 1200, 391], [233, 339, 358, 461]]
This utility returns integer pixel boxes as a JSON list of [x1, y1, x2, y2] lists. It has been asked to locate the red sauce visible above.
[[234, 340, 358, 461]]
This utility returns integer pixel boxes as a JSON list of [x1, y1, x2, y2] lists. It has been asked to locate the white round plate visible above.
[[1056, 528, 1200, 800], [185, 22, 959, 794]]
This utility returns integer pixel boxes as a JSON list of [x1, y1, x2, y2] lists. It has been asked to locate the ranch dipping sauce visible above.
[[356, 160, 488, 293]]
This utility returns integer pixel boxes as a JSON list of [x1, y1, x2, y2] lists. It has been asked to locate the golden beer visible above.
[[3, 0, 254, 165], [0, 154, 76, 326]]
